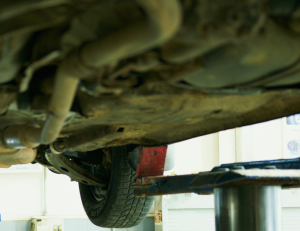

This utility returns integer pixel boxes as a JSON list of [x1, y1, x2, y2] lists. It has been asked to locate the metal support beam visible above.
[[214, 186, 281, 231], [133, 157, 300, 197]]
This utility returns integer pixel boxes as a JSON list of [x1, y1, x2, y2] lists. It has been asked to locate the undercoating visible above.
[[1, 0, 300, 151]]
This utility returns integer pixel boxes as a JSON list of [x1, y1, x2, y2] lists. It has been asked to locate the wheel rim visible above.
[[88, 166, 109, 202], [89, 185, 106, 201]]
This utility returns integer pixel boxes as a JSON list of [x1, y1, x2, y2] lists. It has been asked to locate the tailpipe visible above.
[[0, 147, 36, 168]]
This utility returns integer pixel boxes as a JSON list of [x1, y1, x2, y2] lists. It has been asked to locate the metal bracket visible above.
[[45, 151, 106, 186], [136, 146, 167, 178]]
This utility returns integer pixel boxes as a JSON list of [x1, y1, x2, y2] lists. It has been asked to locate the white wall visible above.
[[0, 160, 87, 220], [45, 169, 87, 217], [236, 119, 283, 161], [167, 118, 286, 175], [0, 165, 44, 221]]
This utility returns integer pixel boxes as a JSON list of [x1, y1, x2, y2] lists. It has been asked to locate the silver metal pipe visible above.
[[3, 0, 182, 149], [214, 186, 281, 231]]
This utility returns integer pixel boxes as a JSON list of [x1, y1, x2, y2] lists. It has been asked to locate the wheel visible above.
[[79, 146, 154, 228]]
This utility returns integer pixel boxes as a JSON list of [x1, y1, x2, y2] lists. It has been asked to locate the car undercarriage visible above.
[[1, 0, 300, 152], [1, 0, 300, 228]]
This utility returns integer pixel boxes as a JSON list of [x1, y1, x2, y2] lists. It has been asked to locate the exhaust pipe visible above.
[[2, 0, 182, 149]]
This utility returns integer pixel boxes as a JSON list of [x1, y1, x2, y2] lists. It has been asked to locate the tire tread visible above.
[[79, 146, 154, 228]]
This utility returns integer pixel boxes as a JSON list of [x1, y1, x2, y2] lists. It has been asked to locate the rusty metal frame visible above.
[[45, 151, 106, 186]]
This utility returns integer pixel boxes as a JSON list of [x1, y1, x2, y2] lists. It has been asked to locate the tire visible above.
[[79, 146, 154, 228]]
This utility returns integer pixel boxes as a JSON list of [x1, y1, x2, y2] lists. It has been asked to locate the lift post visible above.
[[214, 185, 281, 231], [134, 150, 300, 231]]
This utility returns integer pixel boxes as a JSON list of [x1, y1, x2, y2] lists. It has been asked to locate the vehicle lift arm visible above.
[[134, 146, 300, 231]]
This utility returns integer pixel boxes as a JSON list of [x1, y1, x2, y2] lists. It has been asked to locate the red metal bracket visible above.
[[136, 146, 167, 178]]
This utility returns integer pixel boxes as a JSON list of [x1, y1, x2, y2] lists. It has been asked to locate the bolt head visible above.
[[57, 142, 65, 149]]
